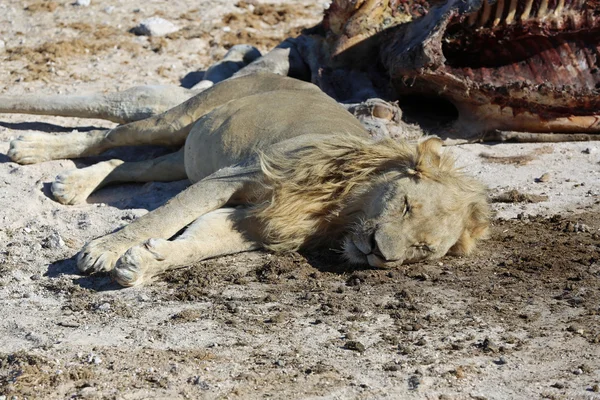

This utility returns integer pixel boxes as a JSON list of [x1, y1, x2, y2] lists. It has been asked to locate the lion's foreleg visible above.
[[76, 165, 258, 274], [51, 148, 186, 205], [112, 207, 261, 286]]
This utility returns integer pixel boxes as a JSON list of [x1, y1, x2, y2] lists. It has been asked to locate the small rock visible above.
[[132, 17, 179, 37], [551, 382, 565, 389], [494, 356, 506, 365], [74, 0, 91, 6], [481, 337, 499, 353], [592, 384, 599, 392], [42, 232, 65, 249], [345, 340, 366, 353], [408, 375, 420, 390], [78, 386, 97, 398], [96, 302, 111, 312], [582, 147, 597, 154], [103, 6, 114, 13], [0, 39, 5, 51], [573, 368, 583, 375], [189, 376, 210, 390], [87, 354, 102, 365], [536, 172, 551, 183]]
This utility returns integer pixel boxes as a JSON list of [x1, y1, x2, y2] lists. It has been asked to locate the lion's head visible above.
[[251, 135, 489, 267]]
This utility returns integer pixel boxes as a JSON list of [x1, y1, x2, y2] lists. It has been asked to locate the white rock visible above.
[[43, 232, 65, 249], [0, 39, 5, 51], [103, 6, 115, 14], [75, 0, 91, 6], [133, 17, 179, 37]]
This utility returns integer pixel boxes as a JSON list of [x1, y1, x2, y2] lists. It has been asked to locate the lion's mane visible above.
[[250, 135, 489, 253]]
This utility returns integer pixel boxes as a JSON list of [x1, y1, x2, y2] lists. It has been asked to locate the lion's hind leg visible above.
[[51, 148, 186, 205], [113, 208, 261, 286]]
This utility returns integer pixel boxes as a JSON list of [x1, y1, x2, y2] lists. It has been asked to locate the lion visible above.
[[6, 72, 489, 286]]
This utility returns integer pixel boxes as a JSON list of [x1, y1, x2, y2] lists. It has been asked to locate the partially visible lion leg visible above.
[[113, 208, 261, 286], [0, 86, 195, 124], [77, 165, 257, 274], [52, 148, 186, 205], [0, 44, 262, 124], [9, 73, 317, 165], [234, 38, 310, 81]]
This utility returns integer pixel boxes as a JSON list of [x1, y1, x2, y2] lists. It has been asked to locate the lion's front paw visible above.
[[77, 237, 125, 274], [52, 161, 121, 205], [112, 239, 170, 287], [52, 170, 94, 205], [8, 133, 58, 164]]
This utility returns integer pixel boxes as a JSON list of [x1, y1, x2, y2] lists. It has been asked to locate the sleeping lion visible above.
[[7, 72, 489, 286]]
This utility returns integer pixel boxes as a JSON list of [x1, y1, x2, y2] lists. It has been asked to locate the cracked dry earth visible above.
[[0, 0, 600, 399]]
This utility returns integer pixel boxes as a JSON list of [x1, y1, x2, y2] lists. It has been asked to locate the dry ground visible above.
[[0, 1, 599, 399]]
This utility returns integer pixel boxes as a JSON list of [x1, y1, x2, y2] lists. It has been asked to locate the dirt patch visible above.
[[492, 189, 549, 203], [480, 145, 554, 165], [0, 351, 95, 397], [7, 24, 143, 82], [220, 2, 315, 49], [24, 1, 60, 13]]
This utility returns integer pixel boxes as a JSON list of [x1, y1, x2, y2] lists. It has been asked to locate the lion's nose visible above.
[[373, 230, 400, 262]]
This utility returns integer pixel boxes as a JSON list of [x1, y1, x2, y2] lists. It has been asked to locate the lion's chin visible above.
[[342, 237, 402, 269]]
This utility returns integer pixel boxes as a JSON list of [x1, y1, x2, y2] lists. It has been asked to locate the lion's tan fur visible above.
[[251, 135, 489, 253]]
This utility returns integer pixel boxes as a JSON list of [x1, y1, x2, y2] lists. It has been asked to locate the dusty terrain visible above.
[[0, 0, 599, 399]]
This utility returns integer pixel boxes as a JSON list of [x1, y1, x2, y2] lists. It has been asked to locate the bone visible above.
[[487, 130, 600, 143], [479, 0, 492, 26], [520, 0, 534, 21], [505, 0, 518, 24], [553, 0, 565, 16], [537, 0, 549, 19], [468, 9, 479, 26], [493, 0, 505, 26]]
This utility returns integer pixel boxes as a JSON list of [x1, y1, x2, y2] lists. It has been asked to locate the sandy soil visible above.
[[1, 1, 599, 399]]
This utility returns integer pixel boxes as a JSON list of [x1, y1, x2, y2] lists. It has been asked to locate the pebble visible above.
[[408, 375, 420, 390], [536, 172, 551, 183], [132, 17, 179, 37], [582, 147, 597, 154], [345, 340, 366, 353], [0, 39, 5, 51], [74, 0, 91, 6], [78, 387, 97, 398], [103, 6, 114, 13], [43, 232, 65, 249], [572, 368, 583, 375]]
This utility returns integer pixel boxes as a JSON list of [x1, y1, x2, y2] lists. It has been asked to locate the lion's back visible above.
[[184, 87, 368, 181]]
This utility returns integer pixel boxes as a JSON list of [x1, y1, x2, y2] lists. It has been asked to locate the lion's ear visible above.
[[449, 199, 490, 255], [416, 137, 443, 168]]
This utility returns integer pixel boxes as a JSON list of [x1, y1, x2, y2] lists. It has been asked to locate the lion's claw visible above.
[[77, 238, 124, 274]]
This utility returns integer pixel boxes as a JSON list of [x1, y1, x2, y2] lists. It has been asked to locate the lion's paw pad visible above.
[[113, 239, 169, 287], [52, 170, 93, 205], [8, 133, 58, 165]]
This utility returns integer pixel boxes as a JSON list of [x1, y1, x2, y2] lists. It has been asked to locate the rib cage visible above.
[[466, 0, 594, 29]]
